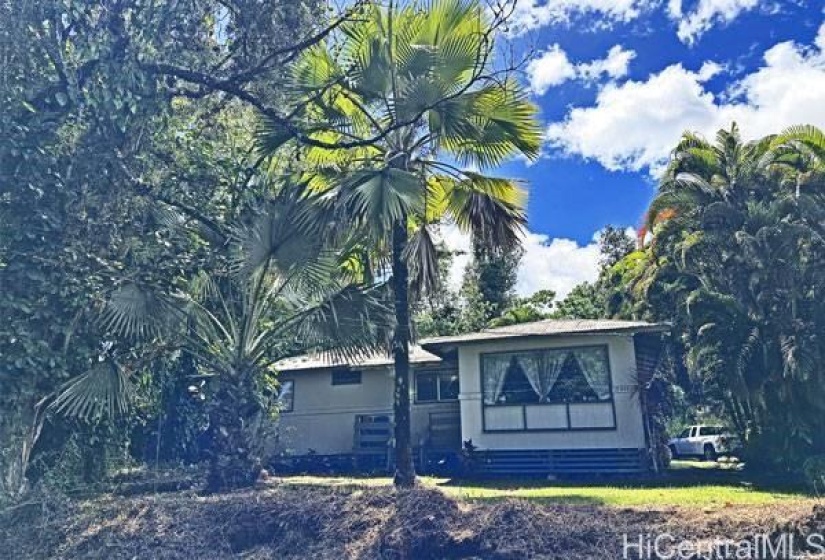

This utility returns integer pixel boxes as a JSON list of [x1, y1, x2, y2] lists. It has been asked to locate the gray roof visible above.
[[274, 345, 442, 372], [275, 319, 668, 372], [421, 319, 669, 349]]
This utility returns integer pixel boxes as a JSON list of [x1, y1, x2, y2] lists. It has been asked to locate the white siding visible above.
[[457, 334, 646, 451], [274, 367, 392, 455], [273, 366, 459, 456]]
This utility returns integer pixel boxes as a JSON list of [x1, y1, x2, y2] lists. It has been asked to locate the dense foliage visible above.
[[0, 0, 331, 497], [1, 0, 536, 496], [612, 124, 825, 471]]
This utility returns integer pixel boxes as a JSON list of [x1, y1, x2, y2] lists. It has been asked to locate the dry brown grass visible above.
[[1, 482, 822, 559]]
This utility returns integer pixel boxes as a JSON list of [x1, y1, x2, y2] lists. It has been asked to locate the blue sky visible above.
[[439, 0, 825, 299]]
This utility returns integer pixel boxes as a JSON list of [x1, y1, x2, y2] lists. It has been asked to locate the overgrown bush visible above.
[[28, 423, 137, 492]]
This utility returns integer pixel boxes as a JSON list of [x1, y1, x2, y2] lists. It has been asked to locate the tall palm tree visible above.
[[642, 124, 825, 468], [257, 0, 540, 485], [50, 193, 392, 491]]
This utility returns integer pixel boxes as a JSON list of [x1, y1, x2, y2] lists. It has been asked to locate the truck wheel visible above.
[[668, 444, 679, 460], [703, 444, 717, 462]]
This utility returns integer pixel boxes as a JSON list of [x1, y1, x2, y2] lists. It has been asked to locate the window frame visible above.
[[479, 344, 617, 433], [277, 379, 294, 413], [414, 369, 460, 404], [331, 367, 362, 386]]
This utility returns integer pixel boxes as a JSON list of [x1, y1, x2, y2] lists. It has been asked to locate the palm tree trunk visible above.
[[203, 371, 261, 493], [391, 219, 416, 487]]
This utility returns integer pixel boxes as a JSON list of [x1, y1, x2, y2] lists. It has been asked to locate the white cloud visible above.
[[667, 0, 683, 19], [579, 45, 637, 81], [506, 0, 764, 43], [527, 46, 576, 94], [438, 224, 474, 290], [438, 225, 602, 300], [670, 0, 761, 45], [508, 0, 654, 35], [546, 25, 825, 174], [528, 44, 635, 95], [515, 231, 602, 299]]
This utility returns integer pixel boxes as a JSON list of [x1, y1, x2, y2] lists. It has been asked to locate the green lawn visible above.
[[275, 462, 814, 508], [434, 480, 801, 507]]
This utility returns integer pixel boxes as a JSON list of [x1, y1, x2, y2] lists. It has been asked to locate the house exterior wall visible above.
[[273, 366, 459, 456], [456, 334, 646, 451]]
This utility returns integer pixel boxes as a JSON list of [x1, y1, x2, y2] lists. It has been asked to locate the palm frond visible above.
[[774, 124, 825, 166], [230, 195, 328, 280], [439, 81, 541, 168], [442, 172, 527, 251], [275, 283, 394, 364], [49, 363, 135, 423], [339, 4, 393, 101], [99, 284, 181, 340], [340, 167, 424, 234], [405, 224, 440, 300]]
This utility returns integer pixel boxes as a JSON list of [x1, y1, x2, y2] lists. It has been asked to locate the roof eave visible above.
[[421, 323, 671, 353]]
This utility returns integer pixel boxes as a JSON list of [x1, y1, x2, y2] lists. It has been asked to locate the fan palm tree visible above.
[[257, 0, 540, 486], [50, 192, 392, 491]]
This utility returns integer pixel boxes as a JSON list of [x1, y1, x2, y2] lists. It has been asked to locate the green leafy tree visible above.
[[259, 0, 541, 486], [633, 124, 825, 470], [489, 289, 555, 327], [598, 226, 636, 268], [460, 243, 523, 330], [552, 283, 605, 319], [0, 0, 330, 497]]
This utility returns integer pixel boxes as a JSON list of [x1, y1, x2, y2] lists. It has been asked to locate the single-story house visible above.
[[271, 319, 669, 475]]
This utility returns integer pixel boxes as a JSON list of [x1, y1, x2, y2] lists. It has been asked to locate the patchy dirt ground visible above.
[[1, 483, 822, 559]]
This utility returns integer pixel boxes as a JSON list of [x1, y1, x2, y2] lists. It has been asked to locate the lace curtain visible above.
[[483, 346, 612, 405], [518, 350, 568, 402], [574, 347, 611, 400], [482, 355, 510, 405]]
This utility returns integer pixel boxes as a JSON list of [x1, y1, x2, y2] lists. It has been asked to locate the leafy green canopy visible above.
[[0, 0, 336, 495], [616, 124, 825, 470], [257, 0, 541, 295]]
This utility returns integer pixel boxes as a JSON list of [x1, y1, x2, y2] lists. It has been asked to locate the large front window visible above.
[[481, 346, 616, 432]]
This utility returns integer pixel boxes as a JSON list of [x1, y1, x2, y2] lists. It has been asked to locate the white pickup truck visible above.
[[667, 425, 740, 461]]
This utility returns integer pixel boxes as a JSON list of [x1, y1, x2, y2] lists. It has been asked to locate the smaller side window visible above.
[[278, 380, 294, 413], [332, 368, 362, 385]]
